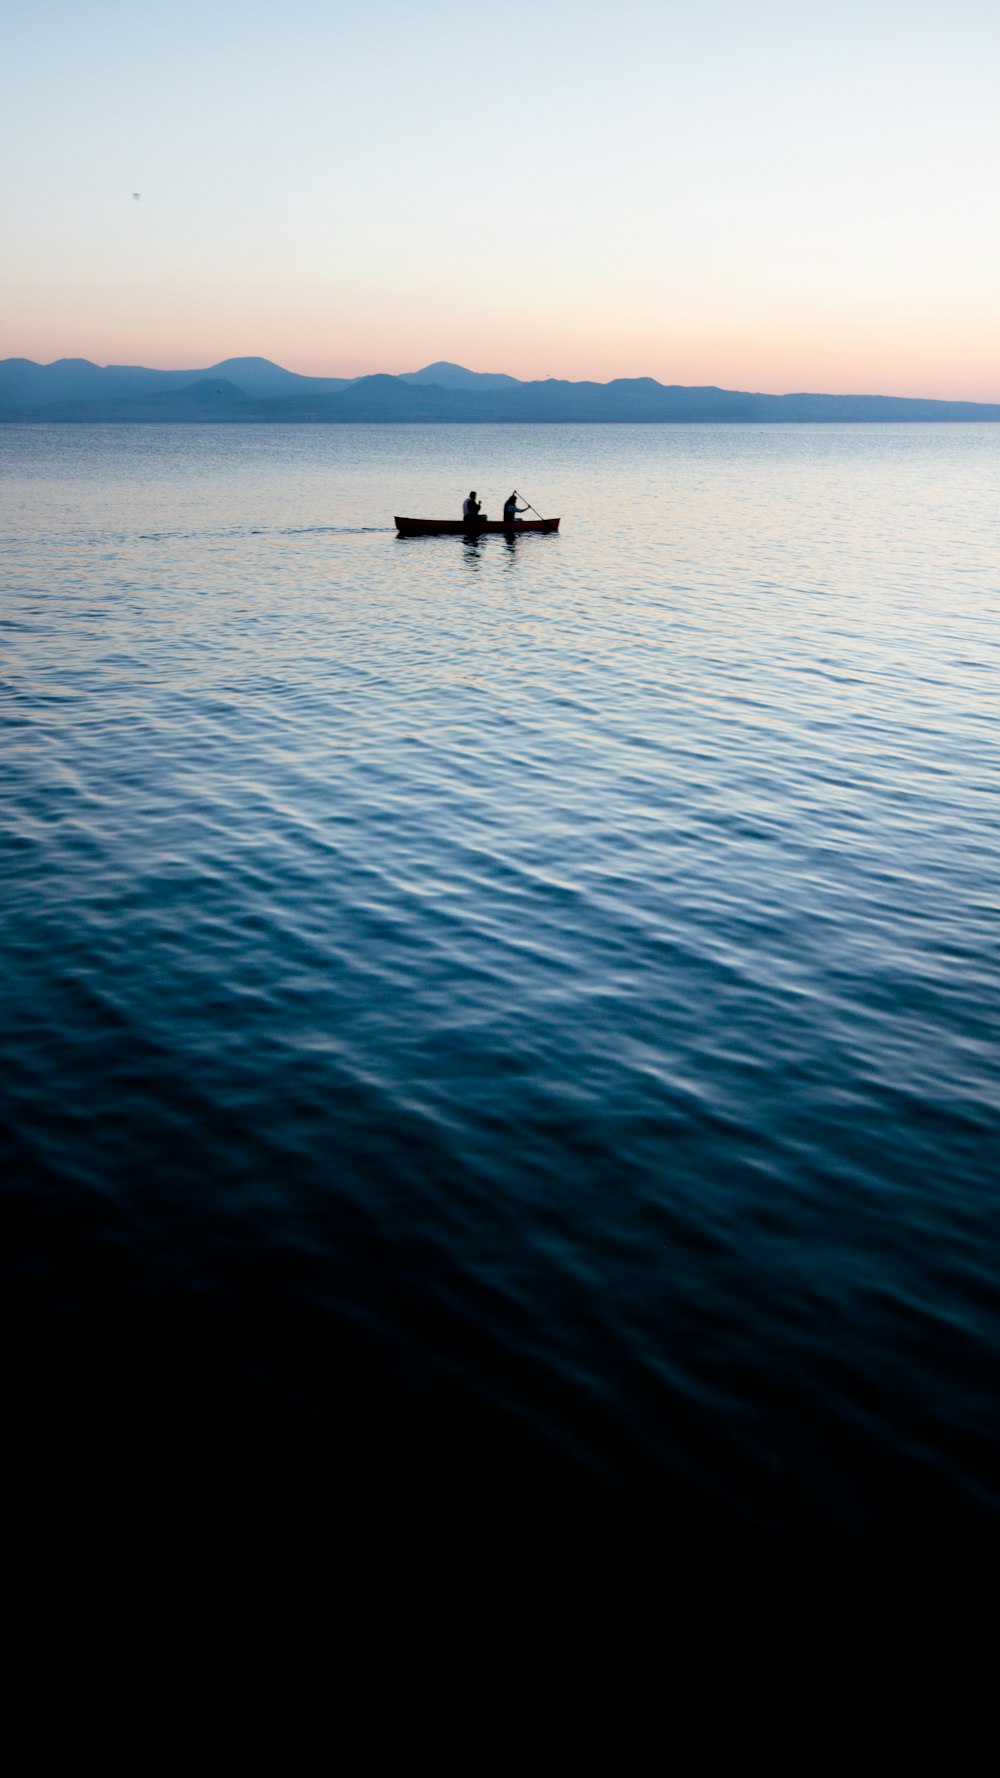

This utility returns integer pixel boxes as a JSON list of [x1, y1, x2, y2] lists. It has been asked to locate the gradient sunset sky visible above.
[[3, 0, 998, 397]]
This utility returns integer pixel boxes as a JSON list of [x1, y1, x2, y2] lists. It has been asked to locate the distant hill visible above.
[[207, 357, 352, 396], [0, 357, 199, 406], [0, 355, 350, 414], [3, 356, 1000, 422], [398, 360, 521, 391], [19, 379, 255, 423]]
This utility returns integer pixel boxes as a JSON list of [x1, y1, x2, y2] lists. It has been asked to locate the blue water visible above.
[[2, 423, 998, 1579]]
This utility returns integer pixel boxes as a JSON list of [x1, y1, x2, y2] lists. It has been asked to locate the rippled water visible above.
[[2, 423, 998, 1581]]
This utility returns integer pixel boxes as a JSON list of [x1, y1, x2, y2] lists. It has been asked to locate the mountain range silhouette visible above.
[[3, 356, 998, 422]]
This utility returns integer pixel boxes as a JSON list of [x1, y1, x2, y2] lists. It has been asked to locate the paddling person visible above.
[[503, 492, 528, 526], [462, 490, 485, 522]]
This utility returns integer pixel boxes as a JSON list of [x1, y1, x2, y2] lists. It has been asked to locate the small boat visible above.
[[395, 516, 560, 536]]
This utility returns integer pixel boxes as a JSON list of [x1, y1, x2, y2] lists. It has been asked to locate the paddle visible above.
[[514, 490, 544, 520]]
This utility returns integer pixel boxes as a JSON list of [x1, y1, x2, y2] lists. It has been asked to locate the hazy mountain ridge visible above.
[[3, 356, 999, 421], [398, 360, 521, 390]]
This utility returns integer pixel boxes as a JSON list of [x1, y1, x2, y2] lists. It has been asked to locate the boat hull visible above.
[[395, 516, 560, 536]]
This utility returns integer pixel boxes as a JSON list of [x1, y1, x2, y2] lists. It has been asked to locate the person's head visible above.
[[470, 491, 476, 498]]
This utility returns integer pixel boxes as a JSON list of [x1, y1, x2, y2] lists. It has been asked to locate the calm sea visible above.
[[2, 423, 998, 1583]]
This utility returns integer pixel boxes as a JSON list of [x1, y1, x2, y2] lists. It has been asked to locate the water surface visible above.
[[3, 423, 998, 1579]]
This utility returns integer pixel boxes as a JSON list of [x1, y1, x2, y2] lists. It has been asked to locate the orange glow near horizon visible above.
[[5, 300, 998, 404], [4, 243, 998, 401]]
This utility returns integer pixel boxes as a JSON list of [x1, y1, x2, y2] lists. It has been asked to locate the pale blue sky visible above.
[[3, 0, 998, 394]]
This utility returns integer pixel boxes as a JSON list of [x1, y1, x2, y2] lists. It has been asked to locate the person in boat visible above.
[[462, 491, 484, 522], [503, 493, 528, 526]]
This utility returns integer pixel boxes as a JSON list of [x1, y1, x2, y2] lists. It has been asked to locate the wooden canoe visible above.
[[395, 516, 560, 536]]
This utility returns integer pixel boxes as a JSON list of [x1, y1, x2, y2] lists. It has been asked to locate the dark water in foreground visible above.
[[2, 424, 998, 1583]]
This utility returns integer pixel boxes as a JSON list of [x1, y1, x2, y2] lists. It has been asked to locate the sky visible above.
[[3, 0, 999, 397]]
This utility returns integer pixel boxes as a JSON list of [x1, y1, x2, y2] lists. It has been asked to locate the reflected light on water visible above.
[[2, 420, 999, 1581]]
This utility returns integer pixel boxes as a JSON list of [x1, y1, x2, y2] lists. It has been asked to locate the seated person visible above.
[[462, 491, 483, 521], [503, 493, 528, 525]]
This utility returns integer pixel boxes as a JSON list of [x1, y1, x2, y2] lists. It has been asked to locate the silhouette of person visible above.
[[463, 491, 483, 521], [503, 493, 527, 525]]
